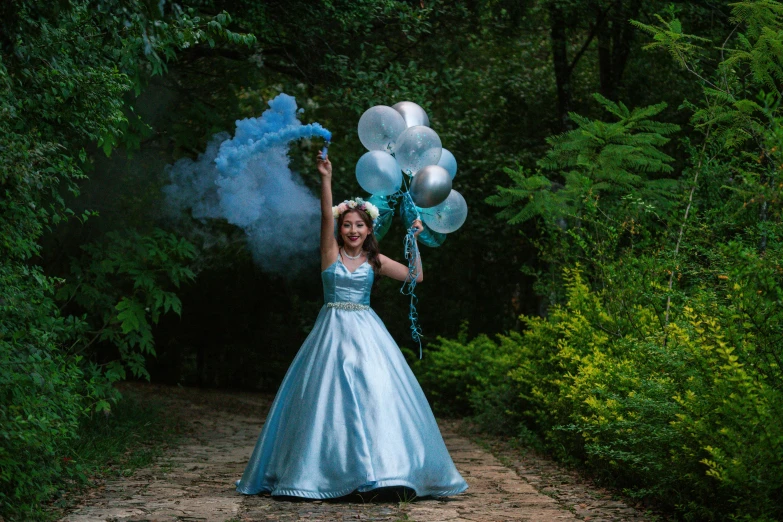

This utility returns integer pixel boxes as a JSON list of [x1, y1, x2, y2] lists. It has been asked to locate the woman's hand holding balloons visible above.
[[411, 219, 424, 238]]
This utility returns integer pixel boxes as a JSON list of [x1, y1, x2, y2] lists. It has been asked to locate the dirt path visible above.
[[61, 385, 650, 522]]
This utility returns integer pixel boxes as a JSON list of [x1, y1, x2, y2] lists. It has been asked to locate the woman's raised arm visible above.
[[318, 152, 339, 270]]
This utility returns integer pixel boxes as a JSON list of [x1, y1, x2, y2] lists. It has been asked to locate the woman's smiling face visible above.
[[340, 210, 370, 249]]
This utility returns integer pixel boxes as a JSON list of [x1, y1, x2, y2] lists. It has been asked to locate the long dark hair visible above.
[[337, 209, 381, 276]]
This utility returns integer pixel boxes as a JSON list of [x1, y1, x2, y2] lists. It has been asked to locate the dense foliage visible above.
[[0, 0, 247, 516], [417, 265, 783, 518], [415, 2, 783, 519]]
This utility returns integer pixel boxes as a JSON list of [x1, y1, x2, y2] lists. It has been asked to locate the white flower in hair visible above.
[[347, 200, 357, 209], [363, 202, 380, 220]]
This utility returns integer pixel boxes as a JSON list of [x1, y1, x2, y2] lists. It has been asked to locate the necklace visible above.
[[341, 248, 364, 260]]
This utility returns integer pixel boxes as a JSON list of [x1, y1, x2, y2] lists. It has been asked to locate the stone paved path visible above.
[[61, 385, 650, 522]]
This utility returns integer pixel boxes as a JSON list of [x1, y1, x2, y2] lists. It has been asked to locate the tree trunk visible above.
[[598, 0, 642, 100], [550, 4, 572, 130], [598, 11, 613, 98]]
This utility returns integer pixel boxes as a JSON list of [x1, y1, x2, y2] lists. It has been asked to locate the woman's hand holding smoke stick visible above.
[[317, 151, 332, 180], [318, 151, 333, 214]]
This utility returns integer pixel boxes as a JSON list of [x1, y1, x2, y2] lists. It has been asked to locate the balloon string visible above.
[[400, 189, 423, 359], [388, 189, 403, 212], [400, 175, 420, 220]]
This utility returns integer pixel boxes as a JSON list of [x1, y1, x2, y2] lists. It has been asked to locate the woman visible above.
[[235, 152, 468, 499]]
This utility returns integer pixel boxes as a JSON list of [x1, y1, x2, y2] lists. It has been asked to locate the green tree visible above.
[[0, 0, 251, 515], [487, 93, 679, 300]]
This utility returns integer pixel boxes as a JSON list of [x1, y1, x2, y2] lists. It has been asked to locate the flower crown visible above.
[[332, 197, 380, 220]]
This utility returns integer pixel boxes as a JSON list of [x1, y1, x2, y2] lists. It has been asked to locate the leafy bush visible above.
[[415, 265, 783, 520], [58, 229, 197, 387], [0, 267, 87, 514], [414, 323, 526, 425], [0, 228, 195, 517]]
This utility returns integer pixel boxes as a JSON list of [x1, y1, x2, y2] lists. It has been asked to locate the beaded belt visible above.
[[326, 302, 370, 311]]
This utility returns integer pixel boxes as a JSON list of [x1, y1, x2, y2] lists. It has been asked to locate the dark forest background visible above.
[[2, 0, 782, 519]]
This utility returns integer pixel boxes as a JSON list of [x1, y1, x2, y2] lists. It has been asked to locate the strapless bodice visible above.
[[321, 259, 374, 306]]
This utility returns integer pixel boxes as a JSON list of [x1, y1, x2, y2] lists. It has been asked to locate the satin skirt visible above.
[[236, 305, 468, 498]]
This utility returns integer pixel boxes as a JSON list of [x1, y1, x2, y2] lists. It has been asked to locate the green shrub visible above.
[[415, 323, 515, 415], [414, 266, 783, 520], [0, 227, 194, 517], [0, 264, 84, 514]]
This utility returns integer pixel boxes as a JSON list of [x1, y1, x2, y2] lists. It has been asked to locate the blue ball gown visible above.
[[236, 253, 468, 498]]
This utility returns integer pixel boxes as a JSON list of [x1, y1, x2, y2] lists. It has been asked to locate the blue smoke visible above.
[[164, 93, 331, 274]]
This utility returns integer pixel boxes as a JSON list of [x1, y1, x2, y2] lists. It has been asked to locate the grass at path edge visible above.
[[448, 418, 667, 522], [32, 387, 184, 522]]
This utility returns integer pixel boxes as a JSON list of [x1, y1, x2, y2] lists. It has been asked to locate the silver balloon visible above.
[[357, 105, 407, 152], [421, 190, 468, 233], [437, 148, 458, 179], [392, 101, 430, 128], [409, 165, 452, 208], [355, 151, 402, 196], [395, 126, 442, 175]]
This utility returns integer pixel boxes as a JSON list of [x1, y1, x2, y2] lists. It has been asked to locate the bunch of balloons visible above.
[[355, 101, 468, 247]]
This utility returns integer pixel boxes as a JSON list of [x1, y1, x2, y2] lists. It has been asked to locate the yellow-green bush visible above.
[[415, 267, 783, 520]]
